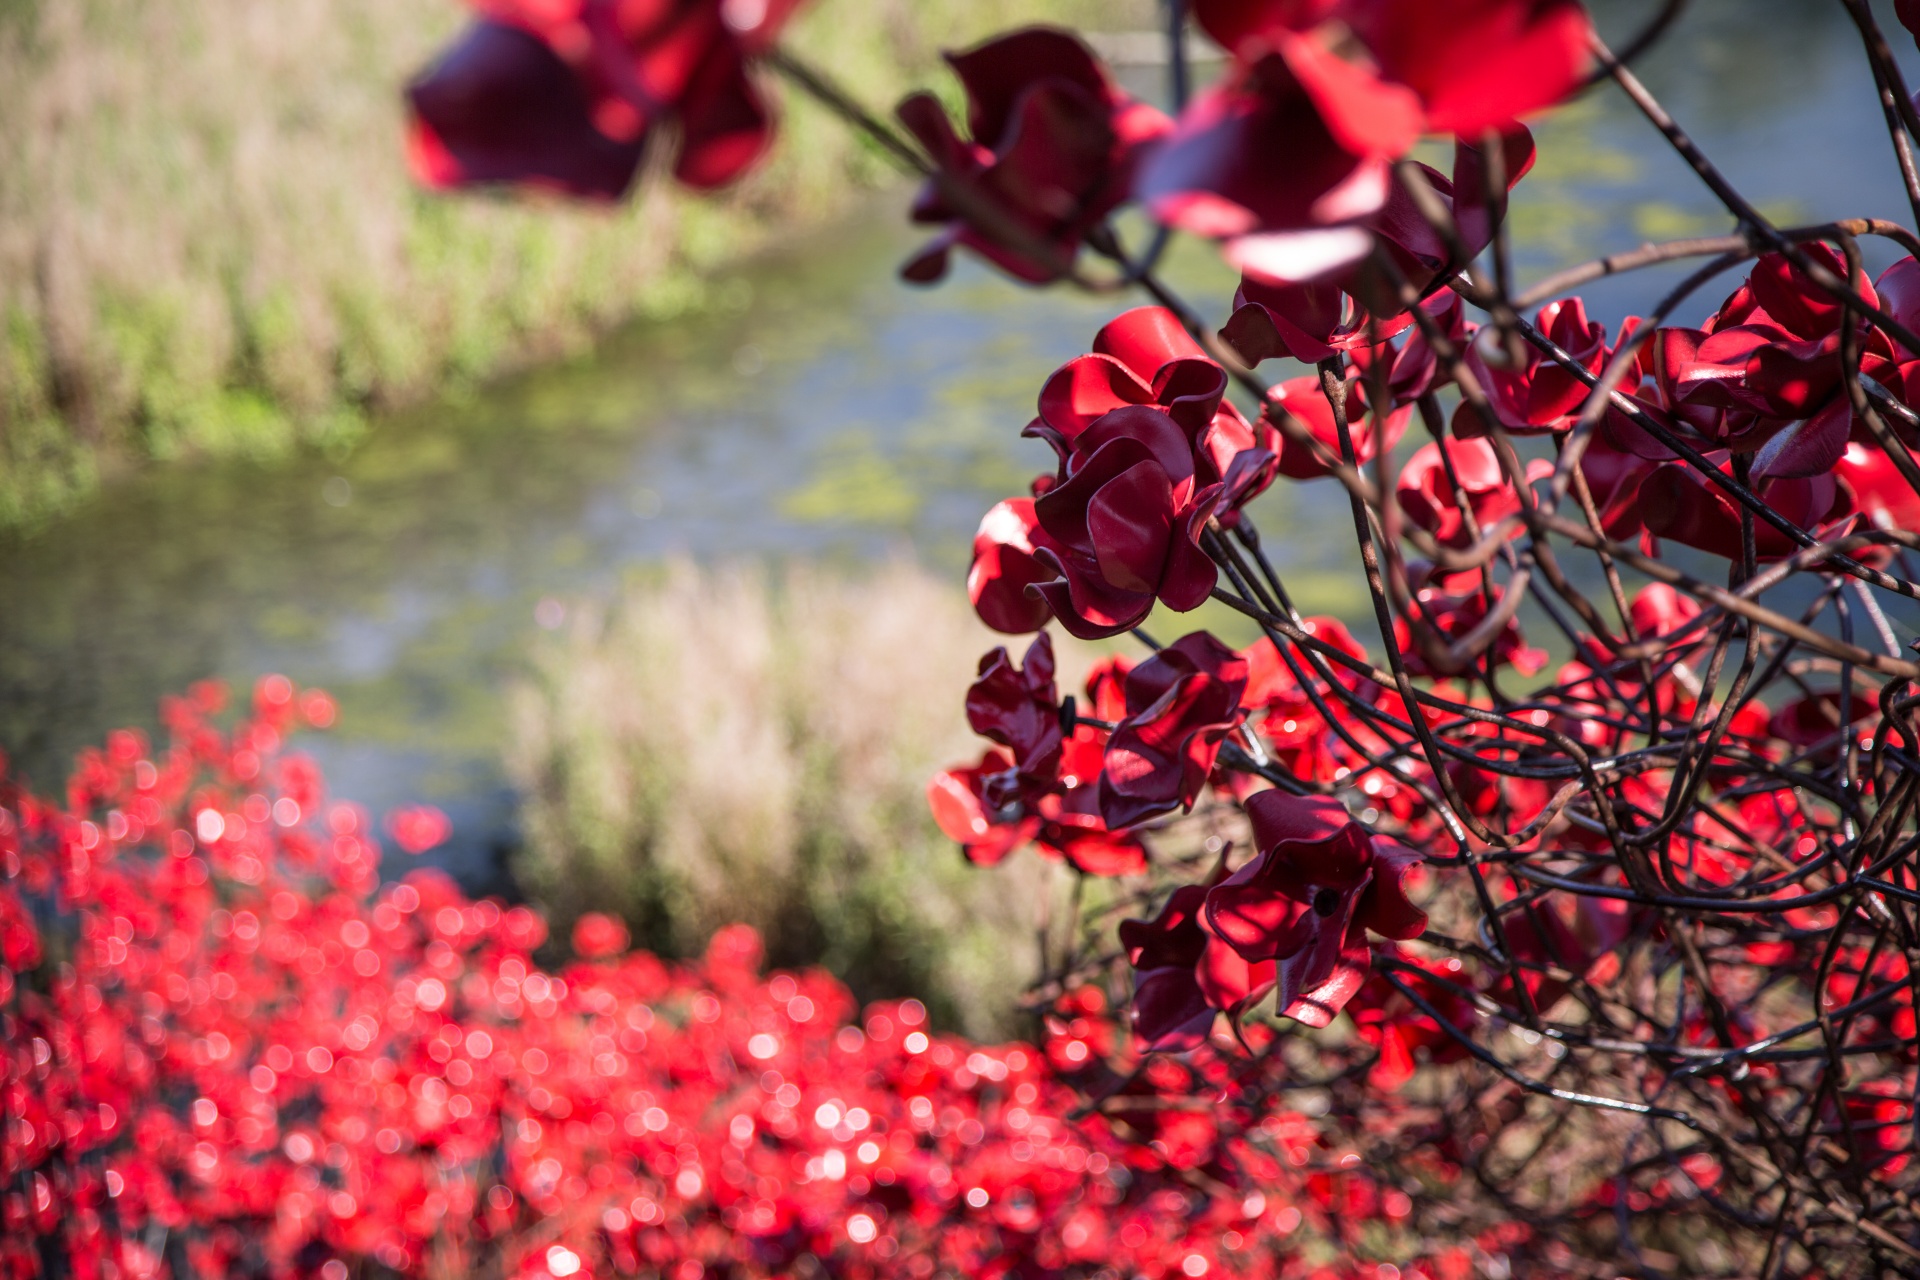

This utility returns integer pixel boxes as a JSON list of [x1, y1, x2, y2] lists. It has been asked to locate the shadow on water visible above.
[[2, 0, 1918, 890]]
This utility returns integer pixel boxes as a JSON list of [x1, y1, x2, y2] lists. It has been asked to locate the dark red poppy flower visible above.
[[1221, 274, 1390, 366], [1343, 289, 1468, 404], [1028, 307, 1275, 504], [1265, 374, 1412, 481], [927, 750, 1040, 866], [1205, 791, 1427, 1028], [1630, 582, 1703, 644], [1143, 0, 1565, 277], [1137, 46, 1404, 258], [1862, 255, 1920, 415], [898, 28, 1172, 284], [571, 911, 631, 958], [1456, 297, 1607, 434], [1669, 247, 1867, 455], [1120, 883, 1275, 1053], [1098, 633, 1249, 829], [1239, 619, 1372, 782], [1396, 438, 1549, 548], [1769, 688, 1877, 760], [1211, 137, 1523, 349], [1359, 129, 1536, 301], [1640, 451, 1852, 561], [931, 732, 1146, 876], [1028, 410, 1227, 640], [1500, 886, 1635, 1010], [407, 0, 804, 199], [966, 633, 1064, 808], [1192, 0, 1593, 139], [968, 497, 1063, 634], [1574, 429, 1660, 539]]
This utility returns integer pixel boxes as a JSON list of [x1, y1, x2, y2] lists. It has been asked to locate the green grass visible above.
[[0, 0, 1127, 530]]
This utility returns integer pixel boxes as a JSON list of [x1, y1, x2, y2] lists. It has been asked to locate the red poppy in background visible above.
[[385, 804, 453, 854], [1205, 791, 1426, 1028], [1630, 582, 1702, 642], [1142, 0, 1570, 280], [1837, 439, 1920, 538], [1265, 373, 1412, 481], [1137, 46, 1405, 255], [898, 28, 1172, 284], [1191, 0, 1592, 139], [1396, 437, 1549, 548], [1098, 633, 1249, 829], [1677, 248, 1862, 423], [1395, 587, 1547, 678], [572, 911, 631, 958], [406, 0, 805, 199], [1082, 655, 1135, 724], [1457, 297, 1607, 434], [1034, 731, 1150, 876], [1346, 950, 1475, 1090]]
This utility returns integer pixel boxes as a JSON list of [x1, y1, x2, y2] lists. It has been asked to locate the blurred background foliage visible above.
[[0, 0, 1128, 528]]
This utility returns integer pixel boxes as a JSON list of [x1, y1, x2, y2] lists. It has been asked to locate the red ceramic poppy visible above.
[[1028, 410, 1227, 640], [1205, 791, 1427, 1028], [927, 749, 1040, 866], [1396, 437, 1549, 549], [1028, 307, 1276, 505], [967, 497, 1063, 634], [1639, 451, 1852, 561], [1098, 633, 1249, 829], [571, 911, 631, 958], [1264, 374, 1412, 481], [407, 0, 805, 198], [898, 28, 1171, 284], [1120, 882, 1275, 1053], [1456, 297, 1608, 434], [1191, 0, 1592, 139], [965, 633, 1064, 808]]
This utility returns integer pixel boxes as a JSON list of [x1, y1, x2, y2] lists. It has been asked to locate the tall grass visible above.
[[504, 560, 1101, 1036], [0, 0, 1126, 528]]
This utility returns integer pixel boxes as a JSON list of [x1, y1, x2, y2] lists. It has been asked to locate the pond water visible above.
[[4, 0, 1919, 890]]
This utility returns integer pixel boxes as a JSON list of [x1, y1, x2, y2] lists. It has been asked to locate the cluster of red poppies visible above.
[[2, 681, 1591, 1279], [937, 226, 1920, 1258], [267, 0, 1920, 1266]]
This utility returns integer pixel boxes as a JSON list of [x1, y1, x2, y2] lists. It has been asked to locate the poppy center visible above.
[[1311, 887, 1342, 917]]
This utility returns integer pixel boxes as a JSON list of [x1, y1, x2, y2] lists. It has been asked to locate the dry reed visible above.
[[505, 559, 1107, 1036]]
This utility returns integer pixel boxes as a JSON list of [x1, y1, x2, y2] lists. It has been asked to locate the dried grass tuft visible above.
[[506, 559, 1102, 1036]]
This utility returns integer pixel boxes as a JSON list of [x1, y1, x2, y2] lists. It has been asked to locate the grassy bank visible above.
[[0, 0, 1121, 529], [505, 559, 1106, 1037]]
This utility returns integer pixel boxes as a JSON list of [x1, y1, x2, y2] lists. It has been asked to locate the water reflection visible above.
[[2, 0, 1916, 888]]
